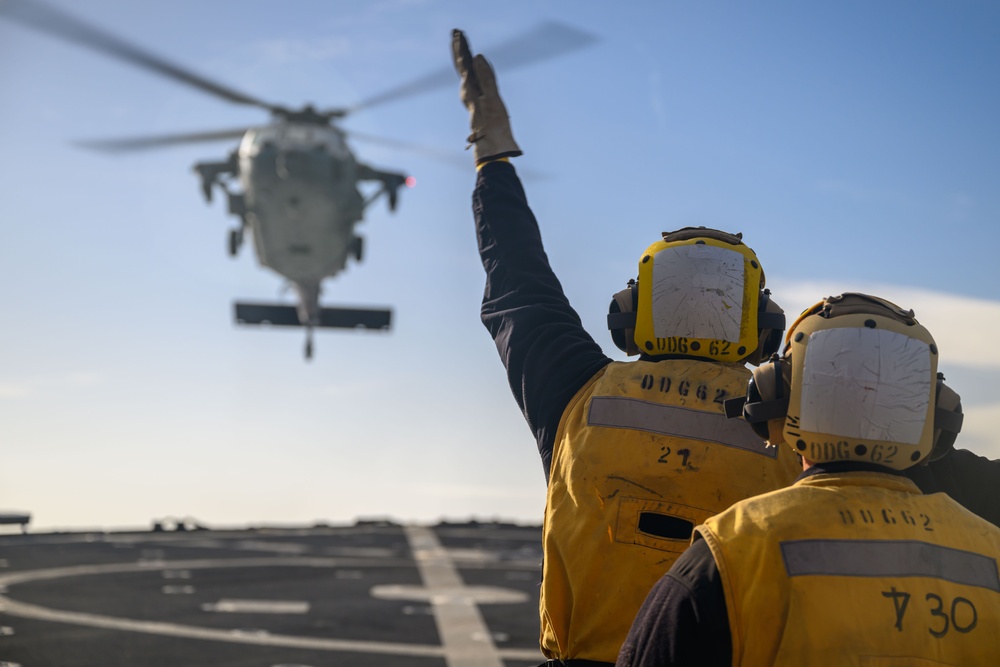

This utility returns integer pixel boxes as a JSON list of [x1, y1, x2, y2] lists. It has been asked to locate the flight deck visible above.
[[0, 521, 545, 667]]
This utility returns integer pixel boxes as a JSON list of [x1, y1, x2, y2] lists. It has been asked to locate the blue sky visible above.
[[1, 0, 998, 531]]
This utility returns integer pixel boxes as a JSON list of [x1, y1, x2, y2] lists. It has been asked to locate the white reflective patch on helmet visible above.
[[650, 245, 745, 342], [799, 328, 931, 445]]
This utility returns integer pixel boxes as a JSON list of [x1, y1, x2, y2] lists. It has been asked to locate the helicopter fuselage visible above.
[[238, 121, 364, 287], [0, 1, 594, 359], [194, 118, 407, 357]]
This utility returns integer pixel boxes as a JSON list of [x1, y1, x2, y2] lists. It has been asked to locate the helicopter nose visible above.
[[276, 151, 309, 180]]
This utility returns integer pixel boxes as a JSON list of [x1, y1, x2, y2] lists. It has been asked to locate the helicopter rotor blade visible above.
[[0, 0, 285, 113], [75, 127, 252, 153], [346, 130, 473, 168], [346, 129, 550, 180], [335, 20, 598, 116]]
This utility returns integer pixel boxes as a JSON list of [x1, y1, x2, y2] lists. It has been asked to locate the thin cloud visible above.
[[0, 383, 32, 400], [62, 372, 104, 386], [406, 482, 542, 501], [768, 279, 1000, 370], [758, 279, 1000, 459], [321, 378, 390, 398], [0, 372, 104, 400]]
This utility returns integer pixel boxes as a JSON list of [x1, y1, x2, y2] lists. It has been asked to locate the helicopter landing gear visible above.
[[228, 227, 243, 257], [304, 330, 314, 360], [350, 236, 364, 262]]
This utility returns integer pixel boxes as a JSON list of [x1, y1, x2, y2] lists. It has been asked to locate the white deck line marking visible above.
[[370, 583, 528, 604], [404, 525, 506, 667], [202, 599, 310, 614], [0, 596, 444, 657], [233, 541, 309, 554], [0, 556, 544, 662], [161, 585, 195, 595]]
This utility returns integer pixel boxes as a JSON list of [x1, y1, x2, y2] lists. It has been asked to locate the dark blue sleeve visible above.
[[906, 448, 1000, 527], [472, 160, 611, 481], [615, 538, 731, 667]]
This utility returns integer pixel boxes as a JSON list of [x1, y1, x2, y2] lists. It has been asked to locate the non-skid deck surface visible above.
[[0, 521, 545, 667]]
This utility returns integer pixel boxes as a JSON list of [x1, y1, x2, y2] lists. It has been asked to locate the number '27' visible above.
[[657, 447, 690, 466]]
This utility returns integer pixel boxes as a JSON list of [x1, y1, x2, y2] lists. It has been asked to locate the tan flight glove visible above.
[[452, 29, 523, 165]]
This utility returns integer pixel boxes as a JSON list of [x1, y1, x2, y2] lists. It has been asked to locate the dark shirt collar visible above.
[[797, 460, 908, 483]]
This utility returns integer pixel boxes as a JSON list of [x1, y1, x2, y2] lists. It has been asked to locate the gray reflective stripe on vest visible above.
[[587, 396, 775, 458], [780, 539, 1000, 592]]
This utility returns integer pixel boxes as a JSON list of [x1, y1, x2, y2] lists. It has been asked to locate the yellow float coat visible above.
[[698, 471, 1000, 666], [540, 359, 802, 662]]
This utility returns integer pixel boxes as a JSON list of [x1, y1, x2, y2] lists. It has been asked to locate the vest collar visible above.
[[795, 462, 922, 495]]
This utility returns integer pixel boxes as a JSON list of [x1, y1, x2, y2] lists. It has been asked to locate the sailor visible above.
[[452, 30, 804, 666], [616, 293, 1000, 666]]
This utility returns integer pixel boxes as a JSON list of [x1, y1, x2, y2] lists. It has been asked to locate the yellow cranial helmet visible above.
[[738, 293, 964, 470], [607, 227, 784, 364]]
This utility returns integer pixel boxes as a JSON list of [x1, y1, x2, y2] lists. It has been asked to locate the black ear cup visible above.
[[747, 289, 786, 366], [929, 374, 964, 462], [609, 298, 627, 352], [759, 329, 783, 360], [607, 280, 639, 355], [741, 356, 790, 440], [744, 376, 772, 440]]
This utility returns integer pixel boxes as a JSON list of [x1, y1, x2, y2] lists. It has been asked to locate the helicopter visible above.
[[0, 1, 597, 359]]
